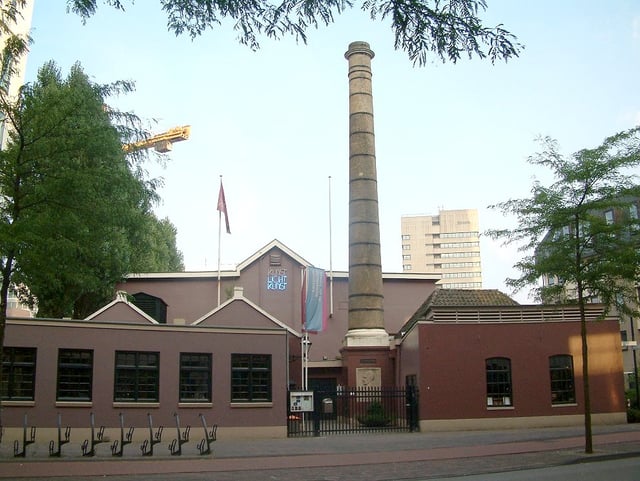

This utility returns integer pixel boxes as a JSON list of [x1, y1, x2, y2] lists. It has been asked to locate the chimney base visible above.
[[343, 328, 389, 347]]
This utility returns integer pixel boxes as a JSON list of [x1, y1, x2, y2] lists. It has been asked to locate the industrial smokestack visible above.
[[344, 41, 387, 346]]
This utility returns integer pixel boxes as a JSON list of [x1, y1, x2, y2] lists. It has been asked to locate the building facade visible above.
[[1, 240, 628, 447], [398, 289, 626, 430], [401, 209, 482, 288], [537, 198, 640, 393]]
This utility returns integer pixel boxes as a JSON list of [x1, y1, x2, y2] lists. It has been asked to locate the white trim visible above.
[[122, 239, 439, 281], [84, 294, 159, 324], [230, 402, 273, 408], [237, 239, 312, 270], [192, 293, 302, 337], [7, 318, 292, 335]]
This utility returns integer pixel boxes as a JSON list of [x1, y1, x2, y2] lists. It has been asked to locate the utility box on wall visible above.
[[290, 391, 314, 412]]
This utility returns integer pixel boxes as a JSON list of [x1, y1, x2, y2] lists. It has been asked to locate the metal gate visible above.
[[287, 386, 419, 437]]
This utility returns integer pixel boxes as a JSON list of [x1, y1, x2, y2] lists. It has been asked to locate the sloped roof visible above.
[[236, 239, 312, 271], [85, 291, 159, 324], [124, 239, 313, 280], [399, 288, 519, 336], [193, 286, 302, 337], [426, 289, 519, 308]]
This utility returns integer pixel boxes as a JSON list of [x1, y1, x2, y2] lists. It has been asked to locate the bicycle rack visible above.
[[168, 412, 190, 456], [81, 412, 106, 456], [197, 413, 217, 455], [13, 414, 36, 457], [49, 413, 71, 457], [111, 413, 135, 457], [140, 413, 163, 456]]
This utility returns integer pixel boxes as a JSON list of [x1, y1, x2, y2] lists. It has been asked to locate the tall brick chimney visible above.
[[341, 42, 391, 386]]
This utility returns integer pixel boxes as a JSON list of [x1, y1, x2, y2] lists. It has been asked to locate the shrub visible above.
[[358, 402, 391, 427], [627, 408, 640, 423]]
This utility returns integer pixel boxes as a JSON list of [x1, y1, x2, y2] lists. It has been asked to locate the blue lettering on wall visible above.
[[267, 268, 288, 291]]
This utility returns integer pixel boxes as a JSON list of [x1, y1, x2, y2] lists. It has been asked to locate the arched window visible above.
[[486, 357, 512, 407], [549, 355, 575, 404]]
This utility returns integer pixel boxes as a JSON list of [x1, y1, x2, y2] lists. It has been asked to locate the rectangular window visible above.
[[604, 210, 614, 225], [114, 351, 159, 402], [486, 357, 512, 407], [401, 234, 411, 240], [2, 347, 36, 401], [231, 354, 272, 402], [180, 353, 212, 402], [57, 349, 93, 401], [549, 355, 576, 404]]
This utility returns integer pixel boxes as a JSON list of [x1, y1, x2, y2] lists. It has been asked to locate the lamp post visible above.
[[302, 334, 312, 390]]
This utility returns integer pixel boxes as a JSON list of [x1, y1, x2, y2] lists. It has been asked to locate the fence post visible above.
[[312, 390, 321, 437]]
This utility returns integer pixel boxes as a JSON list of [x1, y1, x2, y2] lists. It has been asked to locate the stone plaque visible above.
[[356, 367, 381, 388]]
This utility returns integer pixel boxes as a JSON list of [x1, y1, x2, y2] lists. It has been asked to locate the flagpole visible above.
[[217, 175, 223, 306], [328, 176, 334, 317]]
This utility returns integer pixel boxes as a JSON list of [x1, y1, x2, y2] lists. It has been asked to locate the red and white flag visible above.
[[217, 180, 230, 234]]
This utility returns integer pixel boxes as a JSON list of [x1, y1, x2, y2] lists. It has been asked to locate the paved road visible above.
[[2, 424, 639, 480], [440, 456, 640, 481]]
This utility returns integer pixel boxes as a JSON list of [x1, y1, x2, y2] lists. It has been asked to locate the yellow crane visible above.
[[123, 125, 191, 153]]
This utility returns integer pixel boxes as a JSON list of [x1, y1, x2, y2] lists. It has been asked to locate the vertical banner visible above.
[[303, 267, 327, 332]]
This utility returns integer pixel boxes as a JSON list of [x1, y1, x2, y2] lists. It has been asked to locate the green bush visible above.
[[358, 402, 391, 427], [627, 408, 640, 423]]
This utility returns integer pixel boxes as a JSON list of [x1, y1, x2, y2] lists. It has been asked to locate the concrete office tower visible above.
[[0, 1, 35, 147], [343, 41, 388, 348], [401, 209, 483, 288]]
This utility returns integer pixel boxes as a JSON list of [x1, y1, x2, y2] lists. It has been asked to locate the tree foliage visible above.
[[488, 128, 640, 310], [0, 61, 183, 321], [0, 0, 30, 85], [487, 127, 640, 454], [67, 0, 522, 66]]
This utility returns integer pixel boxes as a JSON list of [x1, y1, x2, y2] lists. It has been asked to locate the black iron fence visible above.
[[287, 386, 419, 437]]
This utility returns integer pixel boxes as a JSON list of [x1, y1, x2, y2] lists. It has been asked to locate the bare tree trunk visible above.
[[0, 255, 15, 430], [577, 280, 593, 454]]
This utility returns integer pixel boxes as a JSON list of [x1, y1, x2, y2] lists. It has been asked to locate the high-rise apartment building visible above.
[[401, 209, 482, 289], [0, 0, 34, 146]]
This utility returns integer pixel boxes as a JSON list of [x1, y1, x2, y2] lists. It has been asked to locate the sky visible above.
[[24, 1, 640, 303]]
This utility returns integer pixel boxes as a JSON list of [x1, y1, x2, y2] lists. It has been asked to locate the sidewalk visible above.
[[1, 424, 640, 480]]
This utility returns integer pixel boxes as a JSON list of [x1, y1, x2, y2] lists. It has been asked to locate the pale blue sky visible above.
[[25, 1, 640, 302]]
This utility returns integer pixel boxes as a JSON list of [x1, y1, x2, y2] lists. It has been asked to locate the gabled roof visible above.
[[124, 239, 313, 280], [192, 286, 302, 337], [85, 291, 159, 324], [236, 239, 313, 271]]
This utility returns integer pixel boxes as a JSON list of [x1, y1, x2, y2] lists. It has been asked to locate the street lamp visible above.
[[302, 334, 312, 390]]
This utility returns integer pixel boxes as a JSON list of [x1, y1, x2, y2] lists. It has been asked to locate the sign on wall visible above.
[[267, 267, 288, 291]]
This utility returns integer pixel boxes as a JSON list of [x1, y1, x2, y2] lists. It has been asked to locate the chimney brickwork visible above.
[[343, 41, 388, 349]]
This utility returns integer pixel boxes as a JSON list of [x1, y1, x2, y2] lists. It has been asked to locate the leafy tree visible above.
[[0, 61, 144, 319], [67, 0, 522, 66], [487, 127, 640, 454], [130, 215, 185, 274], [0, 61, 187, 413]]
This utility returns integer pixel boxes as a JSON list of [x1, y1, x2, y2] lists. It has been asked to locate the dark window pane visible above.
[[486, 357, 512, 407], [180, 353, 212, 402], [231, 354, 271, 402], [549, 355, 576, 404], [114, 351, 159, 402], [57, 349, 93, 401], [1, 347, 37, 401]]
